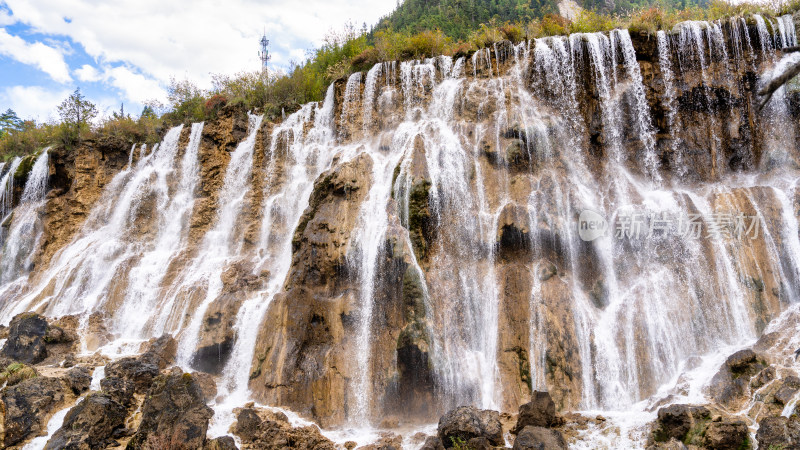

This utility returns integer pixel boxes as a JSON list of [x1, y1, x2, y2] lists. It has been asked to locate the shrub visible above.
[[204, 94, 228, 118], [470, 21, 505, 48], [540, 14, 571, 37], [571, 10, 622, 33], [500, 22, 526, 42]]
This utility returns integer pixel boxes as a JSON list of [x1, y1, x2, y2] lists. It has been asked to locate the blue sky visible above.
[[0, 0, 397, 122]]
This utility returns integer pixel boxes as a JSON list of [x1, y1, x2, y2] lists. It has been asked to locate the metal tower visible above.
[[258, 31, 271, 74]]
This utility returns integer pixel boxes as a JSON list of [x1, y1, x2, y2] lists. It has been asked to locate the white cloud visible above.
[[2, 0, 397, 88], [0, 28, 72, 83], [103, 65, 166, 104], [0, 85, 70, 121], [75, 64, 101, 82], [0, 11, 14, 26]]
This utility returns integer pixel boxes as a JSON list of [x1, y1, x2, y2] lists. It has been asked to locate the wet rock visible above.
[[232, 406, 336, 449], [44, 392, 127, 449], [1, 312, 48, 364], [139, 333, 177, 369], [100, 375, 135, 407], [750, 366, 776, 390], [704, 418, 750, 449], [192, 295, 237, 375], [84, 312, 113, 351], [506, 139, 532, 171], [126, 370, 214, 449], [645, 438, 688, 449], [512, 425, 567, 450], [651, 404, 710, 444], [104, 355, 159, 394], [757, 415, 800, 449], [63, 365, 92, 395], [192, 370, 218, 403], [496, 202, 531, 260], [204, 435, 239, 450], [420, 436, 445, 450], [0, 362, 38, 386], [774, 375, 800, 406], [438, 406, 504, 448], [360, 432, 403, 450], [0, 376, 70, 447], [707, 349, 765, 408], [513, 391, 558, 433]]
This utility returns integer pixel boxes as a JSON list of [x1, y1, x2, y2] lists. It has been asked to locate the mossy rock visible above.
[[0, 362, 38, 386], [402, 265, 426, 323], [407, 179, 432, 259], [13, 153, 38, 185]]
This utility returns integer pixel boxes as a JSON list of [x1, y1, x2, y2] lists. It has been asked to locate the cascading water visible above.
[[171, 114, 263, 364], [1, 150, 49, 284], [0, 14, 799, 449]]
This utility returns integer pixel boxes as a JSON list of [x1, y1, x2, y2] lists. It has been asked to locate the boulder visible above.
[[100, 375, 135, 407], [232, 406, 336, 450], [139, 334, 177, 369], [437, 406, 504, 448], [707, 349, 765, 408], [756, 415, 800, 449], [44, 392, 127, 449], [63, 365, 92, 395], [204, 436, 239, 450], [360, 432, 403, 450], [512, 426, 567, 450], [651, 404, 710, 444], [513, 391, 558, 433], [0, 376, 70, 447], [126, 370, 214, 449], [1, 312, 48, 364], [0, 362, 38, 386], [104, 356, 159, 394], [773, 376, 800, 406], [704, 419, 750, 449], [420, 436, 445, 450], [191, 371, 218, 403]]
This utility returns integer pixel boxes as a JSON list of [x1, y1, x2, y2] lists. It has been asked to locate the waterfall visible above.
[[172, 115, 263, 365], [657, 30, 683, 176], [0, 157, 22, 224], [0, 150, 49, 284], [113, 123, 204, 340], [0, 17, 798, 447]]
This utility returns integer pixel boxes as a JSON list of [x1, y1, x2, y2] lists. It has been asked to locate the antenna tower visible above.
[[259, 30, 271, 75]]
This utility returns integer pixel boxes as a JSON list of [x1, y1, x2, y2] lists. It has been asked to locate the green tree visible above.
[[57, 88, 97, 146], [0, 109, 22, 140], [58, 88, 97, 129]]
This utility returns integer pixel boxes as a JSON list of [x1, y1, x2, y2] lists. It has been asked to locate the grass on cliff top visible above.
[[161, 0, 800, 122], [2, 0, 799, 160]]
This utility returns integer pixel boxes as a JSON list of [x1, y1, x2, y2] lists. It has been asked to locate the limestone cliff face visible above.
[[1, 16, 799, 431]]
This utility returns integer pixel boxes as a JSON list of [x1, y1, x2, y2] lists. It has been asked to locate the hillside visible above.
[[372, 0, 708, 39]]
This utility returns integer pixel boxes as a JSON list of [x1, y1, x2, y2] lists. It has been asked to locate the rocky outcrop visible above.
[[64, 366, 92, 395], [0, 376, 72, 447], [756, 415, 800, 449], [651, 404, 711, 445], [513, 391, 559, 433], [232, 405, 335, 450], [707, 348, 767, 409], [126, 370, 214, 450], [513, 426, 567, 450], [437, 406, 504, 448], [249, 153, 374, 426], [44, 392, 128, 449], [104, 334, 177, 394], [1, 312, 48, 364], [649, 404, 750, 449]]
